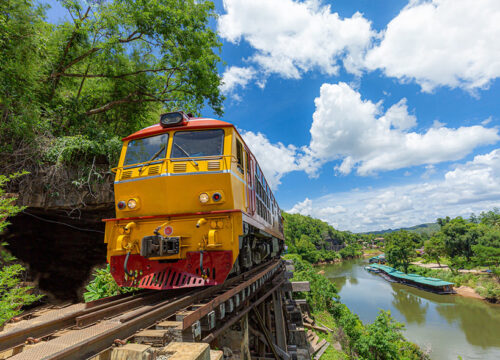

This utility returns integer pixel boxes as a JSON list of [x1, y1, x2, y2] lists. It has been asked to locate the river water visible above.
[[320, 259, 500, 360]]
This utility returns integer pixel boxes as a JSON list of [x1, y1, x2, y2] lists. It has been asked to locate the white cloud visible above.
[[218, 0, 374, 79], [238, 83, 498, 188], [309, 82, 499, 175], [288, 149, 500, 232], [364, 0, 500, 92], [241, 131, 305, 190], [219, 66, 256, 96]]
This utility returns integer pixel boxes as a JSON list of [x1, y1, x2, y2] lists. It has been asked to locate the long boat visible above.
[[366, 263, 455, 294]]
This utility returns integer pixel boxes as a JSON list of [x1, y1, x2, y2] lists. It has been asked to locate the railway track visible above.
[[0, 260, 284, 360]]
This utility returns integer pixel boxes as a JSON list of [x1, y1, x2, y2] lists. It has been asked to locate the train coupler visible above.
[[140, 235, 180, 258]]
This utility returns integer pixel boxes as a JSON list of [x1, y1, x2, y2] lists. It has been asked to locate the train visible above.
[[103, 111, 284, 290]]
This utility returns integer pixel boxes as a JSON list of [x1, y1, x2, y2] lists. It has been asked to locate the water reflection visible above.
[[331, 275, 347, 292], [391, 287, 428, 324], [436, 296, 500, 348], [320, 259, 500, 360]]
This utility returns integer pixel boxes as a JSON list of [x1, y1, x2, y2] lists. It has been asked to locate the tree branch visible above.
[[52, 67, 178, 79], [85, 92, 172, 116]]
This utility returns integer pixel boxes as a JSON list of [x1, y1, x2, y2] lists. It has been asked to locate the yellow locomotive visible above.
[[103, 112, 284, 289]]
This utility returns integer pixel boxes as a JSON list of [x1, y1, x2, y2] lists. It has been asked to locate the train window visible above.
[[171, 129, 224, 158], [236, 140, 244, 173], [123, 134, 169, 166]]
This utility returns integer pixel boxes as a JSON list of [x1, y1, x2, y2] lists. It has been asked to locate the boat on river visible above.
[[366, 263, 455, 294]]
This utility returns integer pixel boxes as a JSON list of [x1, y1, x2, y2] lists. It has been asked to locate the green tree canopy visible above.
[[385, 231, 419, 273], [1, 0, 223, 175]]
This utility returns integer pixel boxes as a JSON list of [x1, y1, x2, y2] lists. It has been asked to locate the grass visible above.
[[362, 248, 384, 256], [311, 311, 349, 360]]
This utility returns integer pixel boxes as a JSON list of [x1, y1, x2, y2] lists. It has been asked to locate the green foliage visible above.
[[44, 135, 122, 166], [286, 255, 427, 359], [283, 212, 354, 263], [1, 0, 224, 183], [284, 254, 339, 312], [385, 231, 420, 273], [0, 172, 43, 327], [423, 234, 446, 266], [421, 210, 500, 279], [339, 244, 362, 260], [83, 265, 136, 302], [440, 217, 482, 261]]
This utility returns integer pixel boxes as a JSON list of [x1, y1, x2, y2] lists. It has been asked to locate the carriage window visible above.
[[171, 129, 224, 158], [123, 134, 169, 166], [236, 140, 244, 172]]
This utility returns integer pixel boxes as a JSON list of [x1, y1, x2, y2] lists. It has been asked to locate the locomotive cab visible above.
[[103, 112, 283, 289]]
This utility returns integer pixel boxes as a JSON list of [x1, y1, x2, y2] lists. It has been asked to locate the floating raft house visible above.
[[369, 254, 386, 264], [367, 263, 455, 294]]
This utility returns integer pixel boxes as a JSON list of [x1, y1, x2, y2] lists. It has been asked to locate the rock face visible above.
[[4, 205, 113, 301], [2, 167, 117, 302]]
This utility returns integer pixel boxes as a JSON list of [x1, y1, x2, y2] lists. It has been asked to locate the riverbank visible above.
[[408, 264, 500, 303], [286, 255, 430, 360], [319, 258, 500, 360]]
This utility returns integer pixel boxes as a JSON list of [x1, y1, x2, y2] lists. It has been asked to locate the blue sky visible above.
[[44, 0, 500, 232]]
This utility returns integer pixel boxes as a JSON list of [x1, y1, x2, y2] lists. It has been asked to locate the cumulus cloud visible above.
[[364, 0, 500, 92], [241, 131, 305, 190], [237, 83, 498, 188], [219, 66, 256, 96], [308, 82, 499, 175], [218, 0, 374, 79], [288, 149, 500, 232]]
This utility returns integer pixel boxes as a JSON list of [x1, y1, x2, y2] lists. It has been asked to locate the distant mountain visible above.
[[362, 223, 440, 236]]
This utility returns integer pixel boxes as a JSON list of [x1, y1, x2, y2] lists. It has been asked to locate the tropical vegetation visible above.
[[283, 212, 360, 263], [0, 173, 43, 327], [286, 254, 429, 359], [0, 0, 223, 197]]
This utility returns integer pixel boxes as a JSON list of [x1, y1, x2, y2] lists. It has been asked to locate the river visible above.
[[319, 259, 500, 360]]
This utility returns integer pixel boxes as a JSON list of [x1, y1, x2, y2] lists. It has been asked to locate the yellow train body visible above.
[[104, 113, 283, 289]]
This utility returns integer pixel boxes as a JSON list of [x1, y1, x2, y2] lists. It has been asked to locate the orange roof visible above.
[[122, 118, 234, 141]]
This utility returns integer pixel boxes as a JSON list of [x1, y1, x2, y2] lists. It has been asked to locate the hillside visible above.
[[362, 222, 440, 236]]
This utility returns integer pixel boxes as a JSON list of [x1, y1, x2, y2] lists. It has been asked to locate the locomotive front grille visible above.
[[207, 161, 220, 170], [121, 170, 133, 180], [173, 163, 187, 172]]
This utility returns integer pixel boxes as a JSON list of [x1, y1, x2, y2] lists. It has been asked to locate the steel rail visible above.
[[0, 290, 163, 352], [181, 260, 282, 330], [42, 260, 280, 360]]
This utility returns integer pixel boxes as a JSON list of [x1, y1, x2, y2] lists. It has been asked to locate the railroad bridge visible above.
[[0, 260, 329, 360]]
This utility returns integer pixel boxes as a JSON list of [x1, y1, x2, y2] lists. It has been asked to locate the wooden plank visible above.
[[312, 339, 327, 354], [304, 323, 330, 333], [314, 342, 330, 360], [291, 281, 310, 292]]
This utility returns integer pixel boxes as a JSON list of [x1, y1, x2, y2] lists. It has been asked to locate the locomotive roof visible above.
[[122, 118, 234, 141]]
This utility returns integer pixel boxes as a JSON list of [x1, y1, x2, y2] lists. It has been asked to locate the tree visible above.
[[424, 234, 445, 267], [441, 217, 482, 261], [385, 231, 417, 273], [1, 0, 224, 177], [472, 226, 500, 267]]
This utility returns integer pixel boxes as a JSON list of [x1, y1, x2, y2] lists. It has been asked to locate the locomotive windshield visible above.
[[123, 134, 169, 166], [171, 129, 224, 158]]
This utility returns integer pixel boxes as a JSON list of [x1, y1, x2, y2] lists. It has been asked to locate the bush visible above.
[[287, 254, 428, 359], [0, 172, 43, 327], [83, 265, 136, 302]]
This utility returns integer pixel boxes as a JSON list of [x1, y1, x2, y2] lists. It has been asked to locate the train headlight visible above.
[[199, 193, 209, 204], [117, 201, 126, 210], [160, 112, 188, 127], [127, 199, 137, 209]]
